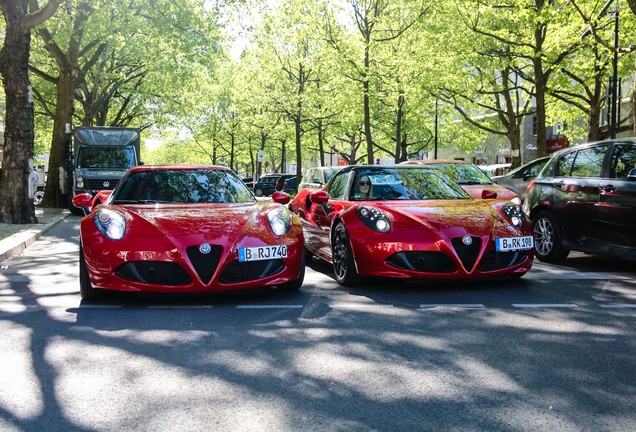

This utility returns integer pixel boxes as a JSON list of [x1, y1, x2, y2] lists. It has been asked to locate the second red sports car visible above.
[[290, 164, 533, 285]]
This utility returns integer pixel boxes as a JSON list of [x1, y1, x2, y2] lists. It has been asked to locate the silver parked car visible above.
[[492, 157, 550, 201]]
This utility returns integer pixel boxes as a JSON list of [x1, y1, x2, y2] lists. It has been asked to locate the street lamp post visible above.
[[434, 99, 438, 159], [609, 5, 619, 138]]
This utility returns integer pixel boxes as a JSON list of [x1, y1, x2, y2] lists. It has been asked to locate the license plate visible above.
[[238, 245, 288, 262], [495, 236, 534, 252]]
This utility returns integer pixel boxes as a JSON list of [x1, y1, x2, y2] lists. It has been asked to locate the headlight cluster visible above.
[[357, 206, 391, 233], [267, 206, 292, 236], [94, 209, 126, 240], [76, 176, 84, 189], [502, 203, 526, 228]]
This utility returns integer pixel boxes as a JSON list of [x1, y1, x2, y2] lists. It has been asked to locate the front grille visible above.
[[85, 179, 120, 190], [478, 250, 528, 271], [386, 252, 456, 273], [219, 259, 285, 283], [115, 262, 191, 285], [186, 245, 223, 284], [451, 237, 482, 272]]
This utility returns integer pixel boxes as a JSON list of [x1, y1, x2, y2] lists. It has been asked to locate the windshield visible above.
[[112, 169, 256, 204], [350, 167, 470, 201], [77, 147, 136, 169], [425, 163, 493, 185]]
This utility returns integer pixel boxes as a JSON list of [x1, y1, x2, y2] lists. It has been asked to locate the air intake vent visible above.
[[186, 245, 223, 284], [220, 259, 285, 283], [451, 237, 482, 272], [386, 252, 456, 273]]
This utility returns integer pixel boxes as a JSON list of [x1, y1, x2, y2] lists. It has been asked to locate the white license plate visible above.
[[495, 236, 534, 252], [238, 245, 288, 262]]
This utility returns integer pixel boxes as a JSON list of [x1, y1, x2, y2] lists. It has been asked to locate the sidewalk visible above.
[[0, 208, 71, 262]]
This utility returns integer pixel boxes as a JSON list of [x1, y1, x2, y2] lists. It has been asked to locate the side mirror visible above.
[[310, 190, 329, 204], [271, 191, 291, 205], [72, 193, 93, 208], [481, 189, 497, 199]]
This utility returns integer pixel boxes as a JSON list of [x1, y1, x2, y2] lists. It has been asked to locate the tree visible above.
[[0, 0, 64, 223]]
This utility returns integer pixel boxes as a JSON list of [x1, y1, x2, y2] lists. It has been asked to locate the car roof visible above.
[[128, 164, 230, 172], [401, 159, 472, 165]]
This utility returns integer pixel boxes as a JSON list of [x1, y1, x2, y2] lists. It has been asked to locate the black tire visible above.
[[79, 243, 105, 300], [304, 246, 314, 262], [33, 190, 44, 206], [532, 211, 570, 263], [279, 249, 305, 291], [331, 223, 360, 286]]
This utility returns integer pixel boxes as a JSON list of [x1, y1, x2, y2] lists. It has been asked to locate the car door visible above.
[[597, 143, 636, 248], [306, 171, 350, 259], [552, 144, 608, 244]]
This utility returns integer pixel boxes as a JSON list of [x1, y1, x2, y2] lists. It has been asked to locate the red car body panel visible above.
[[291, 165, 533, 281]]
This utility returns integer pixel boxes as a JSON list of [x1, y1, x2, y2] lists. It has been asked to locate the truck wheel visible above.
[[254, 188, 264, 197]]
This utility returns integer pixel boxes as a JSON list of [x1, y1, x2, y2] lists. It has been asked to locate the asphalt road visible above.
[[0, 216, 634, 431]]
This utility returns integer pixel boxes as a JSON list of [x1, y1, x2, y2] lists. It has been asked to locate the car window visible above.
[[609, 144, 636, 179], [350, 167, 469, 201], [114, 169, 254, 204], [570, 145, 607, 178], [301, 169, 314, 184], [328, 171, 349, 199], [556, 151, 576, 177]]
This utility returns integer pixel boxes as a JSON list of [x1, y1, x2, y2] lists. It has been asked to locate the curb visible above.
[[0, 212, 70, 262]]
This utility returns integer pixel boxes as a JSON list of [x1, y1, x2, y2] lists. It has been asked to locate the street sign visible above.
[[257, 150, 264, 162]]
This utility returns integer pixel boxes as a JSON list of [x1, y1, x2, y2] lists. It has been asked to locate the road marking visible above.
[[599, 304, 636, 309], [331, 303, 394, 310], [236, 305, 303, 309], [420, 304, 485, 309], [512, 303, 579, 308]]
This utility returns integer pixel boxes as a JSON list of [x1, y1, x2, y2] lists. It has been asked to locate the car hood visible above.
[[461, 184, 518, 201], [378, 200, 501, 236], [114, 203, 270, 239]]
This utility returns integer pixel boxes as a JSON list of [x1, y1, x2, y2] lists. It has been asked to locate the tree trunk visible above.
[[43, 71, 75, 208], [0, 2, 36, 223]]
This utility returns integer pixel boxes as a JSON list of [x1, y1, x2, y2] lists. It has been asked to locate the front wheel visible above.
[[532, 211, 570, 263], [254, 188, 264, 197], [331, 223, 360, 286], [79, 243, 106, 300]]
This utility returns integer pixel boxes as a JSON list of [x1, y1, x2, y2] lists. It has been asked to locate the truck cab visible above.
[[69, 126, 141, 214]]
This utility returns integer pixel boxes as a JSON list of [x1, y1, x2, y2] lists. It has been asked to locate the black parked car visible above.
[[523, 139, 636, 263], [253, 173, 294, 197]]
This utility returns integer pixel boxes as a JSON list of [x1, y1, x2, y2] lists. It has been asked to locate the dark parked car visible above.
[[282, 176, 298, 194], [523, 139, 636, 263], [492, 156, 551, 201], [253, 173, 293, 197], [276, 174, 296, 192]]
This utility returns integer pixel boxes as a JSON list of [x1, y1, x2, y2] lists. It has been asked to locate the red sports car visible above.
[[290, 164, 533, 285], [72, 165, 305, 300]]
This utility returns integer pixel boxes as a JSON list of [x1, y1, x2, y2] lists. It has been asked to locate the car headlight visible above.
[[76, 176, 84, 188], [94, 208, 126, 240], [267, 206, 291, 236], [502, 203, 525, 228], [511, 196, 522, 206], [357, 206, 391, 233]]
